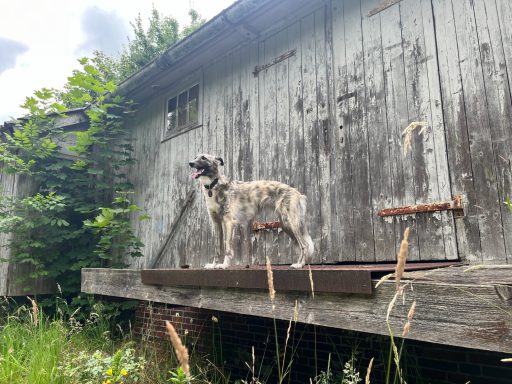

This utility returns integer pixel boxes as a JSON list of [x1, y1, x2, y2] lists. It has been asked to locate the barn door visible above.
[[331, 0, 458, 262]]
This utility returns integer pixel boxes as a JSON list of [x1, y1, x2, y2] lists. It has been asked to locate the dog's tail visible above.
[[300, 195, 315, 257]]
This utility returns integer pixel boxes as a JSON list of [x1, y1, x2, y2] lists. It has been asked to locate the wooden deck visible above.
[[82, 264, 512, 353]]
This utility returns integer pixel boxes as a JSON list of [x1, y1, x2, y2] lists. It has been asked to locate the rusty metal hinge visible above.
[[377, 195, 464, 217], [252, 221, 282, 231], [253, 49, 296, 76], [367, 0, 402, 17]]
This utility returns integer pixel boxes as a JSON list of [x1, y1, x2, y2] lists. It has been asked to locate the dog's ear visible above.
[[215, 157, 224, 166]]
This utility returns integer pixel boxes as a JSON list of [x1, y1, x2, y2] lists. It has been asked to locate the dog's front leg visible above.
[[205, 218, 223, 269], [215, 218, 234, 269]]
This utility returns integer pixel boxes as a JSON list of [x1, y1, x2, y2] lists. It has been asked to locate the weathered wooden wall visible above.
[[125, 0, 512, 269], [0, 173, 54, 296]]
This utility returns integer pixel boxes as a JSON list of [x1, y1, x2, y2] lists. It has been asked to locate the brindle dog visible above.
[[189, 154, 314, 269]]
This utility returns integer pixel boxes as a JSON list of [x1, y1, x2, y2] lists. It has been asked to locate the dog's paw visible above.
[[214, 262, 229, 269], [290, 262, 305, 269], [204, 263, 216, 269]]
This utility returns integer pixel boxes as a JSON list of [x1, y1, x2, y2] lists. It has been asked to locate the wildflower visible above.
[[106, 368, 113, 376], [211, 315, 218, 323], [121, 368, 128, 376]]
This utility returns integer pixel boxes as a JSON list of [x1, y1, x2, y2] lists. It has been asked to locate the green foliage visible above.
[[167, 367, 190, 383], [85, 192, 149, 266], [61, 347, 145, 384], [505, 196, 512, 211], [91, 7, 206, 82], [0, 56, 145, 294]]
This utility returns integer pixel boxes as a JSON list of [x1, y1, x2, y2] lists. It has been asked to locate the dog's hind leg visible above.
[[279, 196, 314, 269]]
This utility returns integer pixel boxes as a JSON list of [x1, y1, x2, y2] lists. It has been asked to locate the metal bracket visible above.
[[377, 195, 464, 217], [253, 49, 296, 76], [252, 221, 282, 231], [367, 0, 402, 17]]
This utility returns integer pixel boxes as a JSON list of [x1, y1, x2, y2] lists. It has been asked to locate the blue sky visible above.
[[0, 0, 236, 123]]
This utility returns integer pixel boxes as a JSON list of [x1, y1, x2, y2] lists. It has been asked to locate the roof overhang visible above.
[[117, 0, 322, 101]]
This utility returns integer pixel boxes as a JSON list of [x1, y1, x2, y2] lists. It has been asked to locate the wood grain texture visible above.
[[361, 0, 395, 262], [117, 0, 512, 270], [82, 267, 512, 353]]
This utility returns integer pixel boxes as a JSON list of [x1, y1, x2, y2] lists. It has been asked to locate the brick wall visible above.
[[134, 301, 512, 384]]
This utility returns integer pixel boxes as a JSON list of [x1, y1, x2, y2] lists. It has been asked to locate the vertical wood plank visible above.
[[262, 35, 280, 264], [301, 12, 323, 264], [473, 0, 512, 264], [380, 2, 420, 260], [231, 48, 245, 265], [400, 0, 449, 260], [288, 20, 307, 264], [315, 7, 333, 263], [248, 40, 261, 265], [432, 0, 481, 262], [361, 0, 395, 261], [332, 0, 355, 262], [344, 0, 375, 262], [275, 27, 292, 264], [451, 0, 506, 263], [254, 39, 268, 265], [419, 0, 458, 260]]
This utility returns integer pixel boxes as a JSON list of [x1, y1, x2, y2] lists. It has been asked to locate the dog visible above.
[[189, 154, 314, 269]]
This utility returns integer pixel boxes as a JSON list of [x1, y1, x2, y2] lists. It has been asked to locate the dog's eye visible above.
[[201, 156, 207, 160]]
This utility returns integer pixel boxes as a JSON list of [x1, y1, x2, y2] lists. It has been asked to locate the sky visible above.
[[0, 0, 236, 123]]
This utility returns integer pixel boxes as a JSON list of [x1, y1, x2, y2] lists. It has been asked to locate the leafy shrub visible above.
[[60, 347, 145, 384]]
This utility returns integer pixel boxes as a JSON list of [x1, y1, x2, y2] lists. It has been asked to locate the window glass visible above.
[[166, 97, 177, 131], [165, 82, 200, 137], [177, 90, 188, 127], [188, 84, 199, 125]]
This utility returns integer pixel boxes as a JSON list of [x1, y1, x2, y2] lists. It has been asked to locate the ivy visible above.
[[0, 58, 146, 294]]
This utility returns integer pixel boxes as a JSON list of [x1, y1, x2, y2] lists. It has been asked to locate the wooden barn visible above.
[[80, 0, 512, 357]]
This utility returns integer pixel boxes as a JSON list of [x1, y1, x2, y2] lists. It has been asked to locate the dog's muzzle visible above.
[[189, 162, 205, 179]]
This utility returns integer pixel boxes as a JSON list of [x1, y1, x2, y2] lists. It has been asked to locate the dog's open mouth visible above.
[[191, 168, 205, 179]]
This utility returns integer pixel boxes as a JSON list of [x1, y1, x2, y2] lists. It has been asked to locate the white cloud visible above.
[[0, 37, 29, 74], [77, 6, 128, 57], [0, 0, 236, 123]]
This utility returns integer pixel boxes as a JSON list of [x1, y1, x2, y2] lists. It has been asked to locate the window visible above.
[[165, 83, 200, 138]]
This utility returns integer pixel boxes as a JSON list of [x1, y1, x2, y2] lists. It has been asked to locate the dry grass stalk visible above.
[[386, 287, 403, 322], [27, 297, 38, 326], [375, 272, 394, 289], [308, 264, 315, 298], [402, 300, 416, 337], [266, 256, 276, 308], [165, 320, 190, 377], [293, 300, 299, 322], [501, 358, 512, 363], [395, 228, 410, 291], [365, 357, 374, 384], [402, 121, 429, 156]]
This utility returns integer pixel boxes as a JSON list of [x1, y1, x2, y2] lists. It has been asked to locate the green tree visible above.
[[95, 7, 205, 83]]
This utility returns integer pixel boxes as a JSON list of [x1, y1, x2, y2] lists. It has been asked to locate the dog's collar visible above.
[[204, 178, 219, 197]]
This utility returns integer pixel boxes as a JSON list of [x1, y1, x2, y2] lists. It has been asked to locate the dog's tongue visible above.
[[191, 169, 204, 179]]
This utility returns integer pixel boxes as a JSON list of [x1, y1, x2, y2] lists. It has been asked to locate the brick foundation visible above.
[[134, 301, 511, 383]]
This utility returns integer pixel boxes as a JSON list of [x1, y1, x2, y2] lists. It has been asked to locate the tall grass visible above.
[[0, 316, 65, 384]]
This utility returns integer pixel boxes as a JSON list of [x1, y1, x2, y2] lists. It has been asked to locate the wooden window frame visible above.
[[162, 72, 203, 142]]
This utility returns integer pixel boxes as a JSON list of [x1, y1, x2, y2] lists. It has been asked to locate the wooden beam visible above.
[[82, 266, 512, 353], [141, 268, 372, 294]]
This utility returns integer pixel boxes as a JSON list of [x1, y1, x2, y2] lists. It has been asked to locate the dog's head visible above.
[[189, 154, 224, 180]]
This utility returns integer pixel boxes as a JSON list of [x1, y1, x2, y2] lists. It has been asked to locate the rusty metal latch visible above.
[[253, 49, 296, 76], [378, 195, 464, 217], [252, 221, 282, 232]]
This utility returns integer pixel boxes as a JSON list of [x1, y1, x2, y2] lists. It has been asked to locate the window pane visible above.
[[167, 97, 177, 131], [188, 84, 199, 125], [178, 90, 188, 127]]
